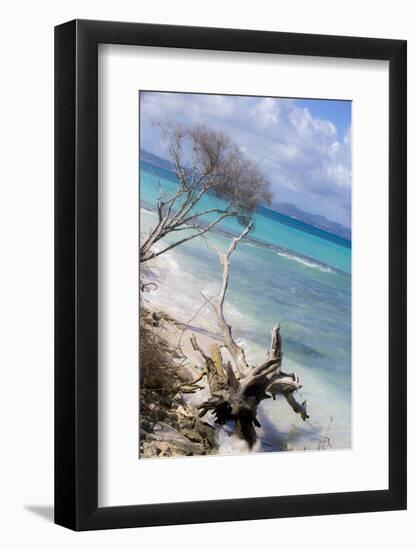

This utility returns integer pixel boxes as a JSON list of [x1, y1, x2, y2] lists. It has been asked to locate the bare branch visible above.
[[168, 208, 230, 230], [143, 213, 231, 262], [285, 393, 309, 421], [172, 298, 211, 358], [190, 334, 225, 395], [212, 223, 252, 376]]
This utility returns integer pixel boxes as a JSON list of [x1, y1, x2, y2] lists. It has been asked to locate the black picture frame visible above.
[[55, 19, 407, 531]]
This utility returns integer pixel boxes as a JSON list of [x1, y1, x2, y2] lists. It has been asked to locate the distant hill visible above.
[[140, 149, 173, 172], [271, 202, 351, 241], [140, 149, 351, 241]]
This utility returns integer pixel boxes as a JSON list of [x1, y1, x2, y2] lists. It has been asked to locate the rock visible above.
[[182, 428, 204, 444], [152, 422, 203, 454], [140, 441, 158, 458]]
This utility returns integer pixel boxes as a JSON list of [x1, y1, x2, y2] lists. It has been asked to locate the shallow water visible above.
[[140, 161, 351, 452]]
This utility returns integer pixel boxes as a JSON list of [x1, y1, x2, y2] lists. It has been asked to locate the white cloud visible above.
[[140, 92, 352, 226], [252, 97, 280, 128]]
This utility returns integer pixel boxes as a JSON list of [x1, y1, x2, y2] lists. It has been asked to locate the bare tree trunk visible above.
[[193, 224, 309, 448], [211, 223, 252, 376]]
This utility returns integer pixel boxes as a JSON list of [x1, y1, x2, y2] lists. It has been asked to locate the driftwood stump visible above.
[[192, 224, 309, 448]]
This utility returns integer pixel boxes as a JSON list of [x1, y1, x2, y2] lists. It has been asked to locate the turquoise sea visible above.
[[140, 160, 351, 452]]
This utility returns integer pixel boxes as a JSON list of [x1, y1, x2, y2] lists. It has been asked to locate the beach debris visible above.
[[194, 223, 309, 448]]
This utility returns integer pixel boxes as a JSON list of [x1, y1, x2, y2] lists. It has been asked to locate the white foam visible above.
[[277, 251, 334, 273], [217, 426, 262, 455]]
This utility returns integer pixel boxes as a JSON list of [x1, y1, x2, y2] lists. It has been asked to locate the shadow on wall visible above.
[[24, 505, 54, 523]]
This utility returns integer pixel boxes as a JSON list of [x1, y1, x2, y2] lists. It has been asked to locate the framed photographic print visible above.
[[55, 20, 407, 530]]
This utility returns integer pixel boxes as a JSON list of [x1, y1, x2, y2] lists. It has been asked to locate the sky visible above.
[[140, 91, 352, 227]]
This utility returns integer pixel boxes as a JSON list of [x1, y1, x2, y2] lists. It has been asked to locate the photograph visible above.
[[0, 1, 409, 542], [139, 91, 352, 459]]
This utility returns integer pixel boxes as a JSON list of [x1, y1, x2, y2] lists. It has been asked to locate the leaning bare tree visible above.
[[140, 123, 271, 263], [191, 224, 309, 448]]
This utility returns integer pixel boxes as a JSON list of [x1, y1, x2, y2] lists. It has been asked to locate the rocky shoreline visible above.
[[139, 308, 220, 459]]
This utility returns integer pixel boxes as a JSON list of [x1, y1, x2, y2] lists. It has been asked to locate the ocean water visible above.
[[140, 161, 351, 452]]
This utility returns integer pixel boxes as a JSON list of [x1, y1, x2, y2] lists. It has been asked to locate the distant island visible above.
[[140, 148, 351, 241], [140, 149, 174, 172], [269, 202, 351, 241]]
